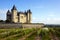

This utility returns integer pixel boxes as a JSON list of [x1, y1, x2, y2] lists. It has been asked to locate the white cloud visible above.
[[47, 12, 56, 17], [48, 14, 55, 17], [45, 18, 60, 24], [0, 9, 8, 20], [32, 17, 60, 24], [0, 9, 8, 14]]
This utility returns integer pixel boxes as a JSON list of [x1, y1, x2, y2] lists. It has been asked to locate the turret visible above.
[[6, 10, 11, 22], [27, 9, 32, 23], [11, 5, 18, 23], [7, 10, 10, 14], [11, 5, 17, 11]]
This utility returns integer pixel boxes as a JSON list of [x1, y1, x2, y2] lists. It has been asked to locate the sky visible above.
[[0, 0, 60, 24]]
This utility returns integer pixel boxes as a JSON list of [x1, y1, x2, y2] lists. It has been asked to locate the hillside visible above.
[[0, 28, 60, 40]]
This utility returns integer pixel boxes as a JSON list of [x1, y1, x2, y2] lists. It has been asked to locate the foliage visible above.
[[0, 28, 60, 40]]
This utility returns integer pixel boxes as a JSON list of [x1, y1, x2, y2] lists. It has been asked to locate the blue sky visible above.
[[0, 0, 60, 24]]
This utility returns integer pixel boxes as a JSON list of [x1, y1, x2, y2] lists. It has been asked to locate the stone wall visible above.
[[19, 14, 27, 23], [0, 23, 44, 28], [22, 23, 44, 28]]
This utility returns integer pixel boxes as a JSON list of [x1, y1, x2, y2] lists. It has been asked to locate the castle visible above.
[[0, 5, 44, 28], [6, 5, 32, 23]]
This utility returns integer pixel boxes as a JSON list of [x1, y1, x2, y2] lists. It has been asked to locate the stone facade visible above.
[[6, 5, 32, 23], [0, 23, 44, 28]]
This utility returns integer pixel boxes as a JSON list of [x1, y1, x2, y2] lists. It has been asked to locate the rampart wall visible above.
[[0, 23, 44, 28]]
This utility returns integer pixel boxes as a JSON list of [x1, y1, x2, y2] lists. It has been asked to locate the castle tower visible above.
[[27, 9, 32, 23], [6, 10, 11, 22], [11, 5, 18, 23]]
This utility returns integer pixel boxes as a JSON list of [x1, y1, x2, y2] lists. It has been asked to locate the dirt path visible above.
[[49, 32, 59, 40], [53, 34, 59, 40], [18, 31, 36, 40], [1, 33, 23, 40], [34, 36, 41, 40]]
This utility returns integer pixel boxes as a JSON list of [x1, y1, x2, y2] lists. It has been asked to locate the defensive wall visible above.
[[0, 23, 44, 28]]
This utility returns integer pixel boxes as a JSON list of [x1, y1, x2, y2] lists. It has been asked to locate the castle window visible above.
[[21, 16, 23, 18]]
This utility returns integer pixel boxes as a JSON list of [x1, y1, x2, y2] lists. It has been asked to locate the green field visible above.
[[0, 28, 60, 40]]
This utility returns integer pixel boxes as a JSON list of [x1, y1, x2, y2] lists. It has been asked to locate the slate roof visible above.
[[11, 5, 17, 11]]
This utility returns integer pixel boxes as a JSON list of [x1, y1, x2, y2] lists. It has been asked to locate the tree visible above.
[[0, 20, 4, 22], [5, 20, 11, 23]]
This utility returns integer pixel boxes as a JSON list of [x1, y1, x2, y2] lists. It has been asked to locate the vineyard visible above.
[[0, 28, 60, 40]]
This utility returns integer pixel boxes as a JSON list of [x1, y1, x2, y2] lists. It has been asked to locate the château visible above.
[[6, 5, 32, 23]]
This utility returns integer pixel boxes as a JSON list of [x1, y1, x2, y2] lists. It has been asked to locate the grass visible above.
[[0, 28, 60, 40]]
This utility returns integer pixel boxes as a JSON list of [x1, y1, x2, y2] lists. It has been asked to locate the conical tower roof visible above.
[[7, 10, 10, 13], [11, 5, 17, 11], [27, 9, 32, 13]]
